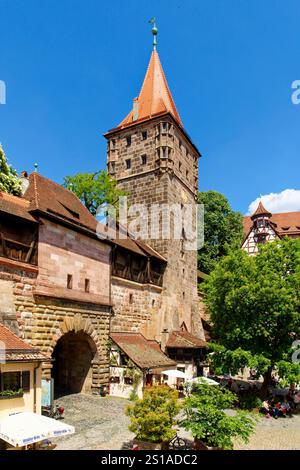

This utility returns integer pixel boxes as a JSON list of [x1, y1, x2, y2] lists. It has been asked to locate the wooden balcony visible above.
[[0, 235, 37, 265]]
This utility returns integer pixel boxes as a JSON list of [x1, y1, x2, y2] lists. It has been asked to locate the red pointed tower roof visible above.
[[250, 201, 272, 220], [117, 49, 182, 129]]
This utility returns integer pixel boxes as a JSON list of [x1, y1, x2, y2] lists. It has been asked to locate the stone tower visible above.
[[105, 39, 205, 344]]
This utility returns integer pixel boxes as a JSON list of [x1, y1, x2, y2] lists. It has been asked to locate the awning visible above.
[[0, 412, 75, 447], [186, 376, 219, 386]]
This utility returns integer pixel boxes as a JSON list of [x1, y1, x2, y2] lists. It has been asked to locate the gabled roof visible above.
[[116, 50, 182, 129], [244, 210, 300, 238], [110, 332, 176, 370], [0, 323, 47, 362], [166, 330, 207, 349], [0, 192, 37, 223], [24, 172, 98, 233]]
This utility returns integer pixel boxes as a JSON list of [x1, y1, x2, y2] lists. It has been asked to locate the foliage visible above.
[[197, 191, 244, 274], [63, 170, 126, 216], [0, 388, 23, 398], [181, 384, 256, 449], [126, 385, 180, 443], [0, 145, 22, 196], [129, 390, 139, 402], [238, 393, 262, 411], [203, 239, 300, 387], [124, 359, 143, 387]]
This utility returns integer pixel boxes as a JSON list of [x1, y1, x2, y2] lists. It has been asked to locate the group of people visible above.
[[260, 397, 292, 419]]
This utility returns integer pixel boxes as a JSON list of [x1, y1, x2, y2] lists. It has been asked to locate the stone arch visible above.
[[45, 314, 106, 395], [47, 313, 102, 358]]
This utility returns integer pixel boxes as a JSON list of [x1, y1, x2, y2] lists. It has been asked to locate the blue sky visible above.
[[0, 0, 299, 214]]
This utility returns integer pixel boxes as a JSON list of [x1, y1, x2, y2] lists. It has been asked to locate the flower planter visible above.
[[0, 392, 24, 400], [194, 438, 223, 451], [132, 438, 169, 450]]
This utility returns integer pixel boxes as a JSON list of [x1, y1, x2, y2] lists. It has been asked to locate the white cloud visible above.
[[247, 189, 300, 215]]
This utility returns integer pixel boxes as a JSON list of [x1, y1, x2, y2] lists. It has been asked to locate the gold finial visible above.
[[149, 18, 158, 50]]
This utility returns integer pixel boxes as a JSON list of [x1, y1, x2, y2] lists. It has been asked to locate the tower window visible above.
[[111, 139, 116, 149], [109, 161, 115, 174], [125, 159, 131, 169], [129, 293, 133, 304], [162, 147, 167, 158], [179, 162, 182, 172], [152, 299, 155, 308], [126, 136, 131, 146], [141, 154, 147, 165], [67, 274, 73, 289], [186, 170, 189, 179], [85, 279, 90, 293], [141, 130, 147, 140]]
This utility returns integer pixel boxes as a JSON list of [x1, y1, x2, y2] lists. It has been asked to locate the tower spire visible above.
[[149, 17, 158, 50]]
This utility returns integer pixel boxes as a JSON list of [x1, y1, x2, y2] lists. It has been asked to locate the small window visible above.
[[1, 372, 21, 392], [67, 274, 73, 289], [111, 139, 116, 149], [129, 293, 133, 304], [152, 299, 155, 308], [141, 130, 147, 140], [21, 371, 30, 392], [126, 136, 131, 146], [179, 139, 182, 150], [162, 147, 167, 158], [183, 268, 185, 276], [141, 154, 147, 165], [182, 292, 185, 299], [110, 376, 120, 384], [124, 377, 134, 385], [85, 279, 90, 293], [186, 170, 189, 179], [125, 159, 131, 169], [109, 161, 115, 174], [179, 162, 182, 172]]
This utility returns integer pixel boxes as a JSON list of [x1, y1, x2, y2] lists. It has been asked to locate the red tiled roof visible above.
[[0, 323, 47, 361], [0, 192, 37, 223], [110, 332, 176, 370], [0, 173, 167, 263], [116, 50, 182, 130], [244, 211, 300, 237], [24, 172, 98, 233], [166, 331, 207, 349], [250, 201, 272, 220]]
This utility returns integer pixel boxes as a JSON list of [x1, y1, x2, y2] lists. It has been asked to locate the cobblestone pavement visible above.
[[53, 394, 134, 450], [235, 412, 300, 450], [53, 394, 300, 450]]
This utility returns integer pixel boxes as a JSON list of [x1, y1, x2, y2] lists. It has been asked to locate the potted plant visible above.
[[181, 384, 256, 450], [126, 385, 180, 450], [0, 388, 24, 400]]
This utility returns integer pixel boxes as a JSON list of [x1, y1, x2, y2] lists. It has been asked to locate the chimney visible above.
[[20, 171, 29, 195]]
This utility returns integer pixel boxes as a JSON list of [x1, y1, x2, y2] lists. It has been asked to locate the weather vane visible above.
[[149, 18, 158, 50]]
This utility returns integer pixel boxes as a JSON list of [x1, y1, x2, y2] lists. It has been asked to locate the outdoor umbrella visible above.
[[161, 369, 189, 379], [0, 412, 75, 447], [186, 376, 220, 386]]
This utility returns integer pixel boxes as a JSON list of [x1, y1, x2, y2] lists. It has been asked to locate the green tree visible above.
[[126, 386, 180, 444], [181, 384, 256, 449], [0, 145, 22, 196], [203, 238, 300, 393], [63, 171, 126, 216], [198, 191, 244, 274]]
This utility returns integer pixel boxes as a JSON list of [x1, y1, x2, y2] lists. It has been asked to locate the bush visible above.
[[239, 394, 262, 410], [181, 384, 256, 450], [126, 385, 180, 443]]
